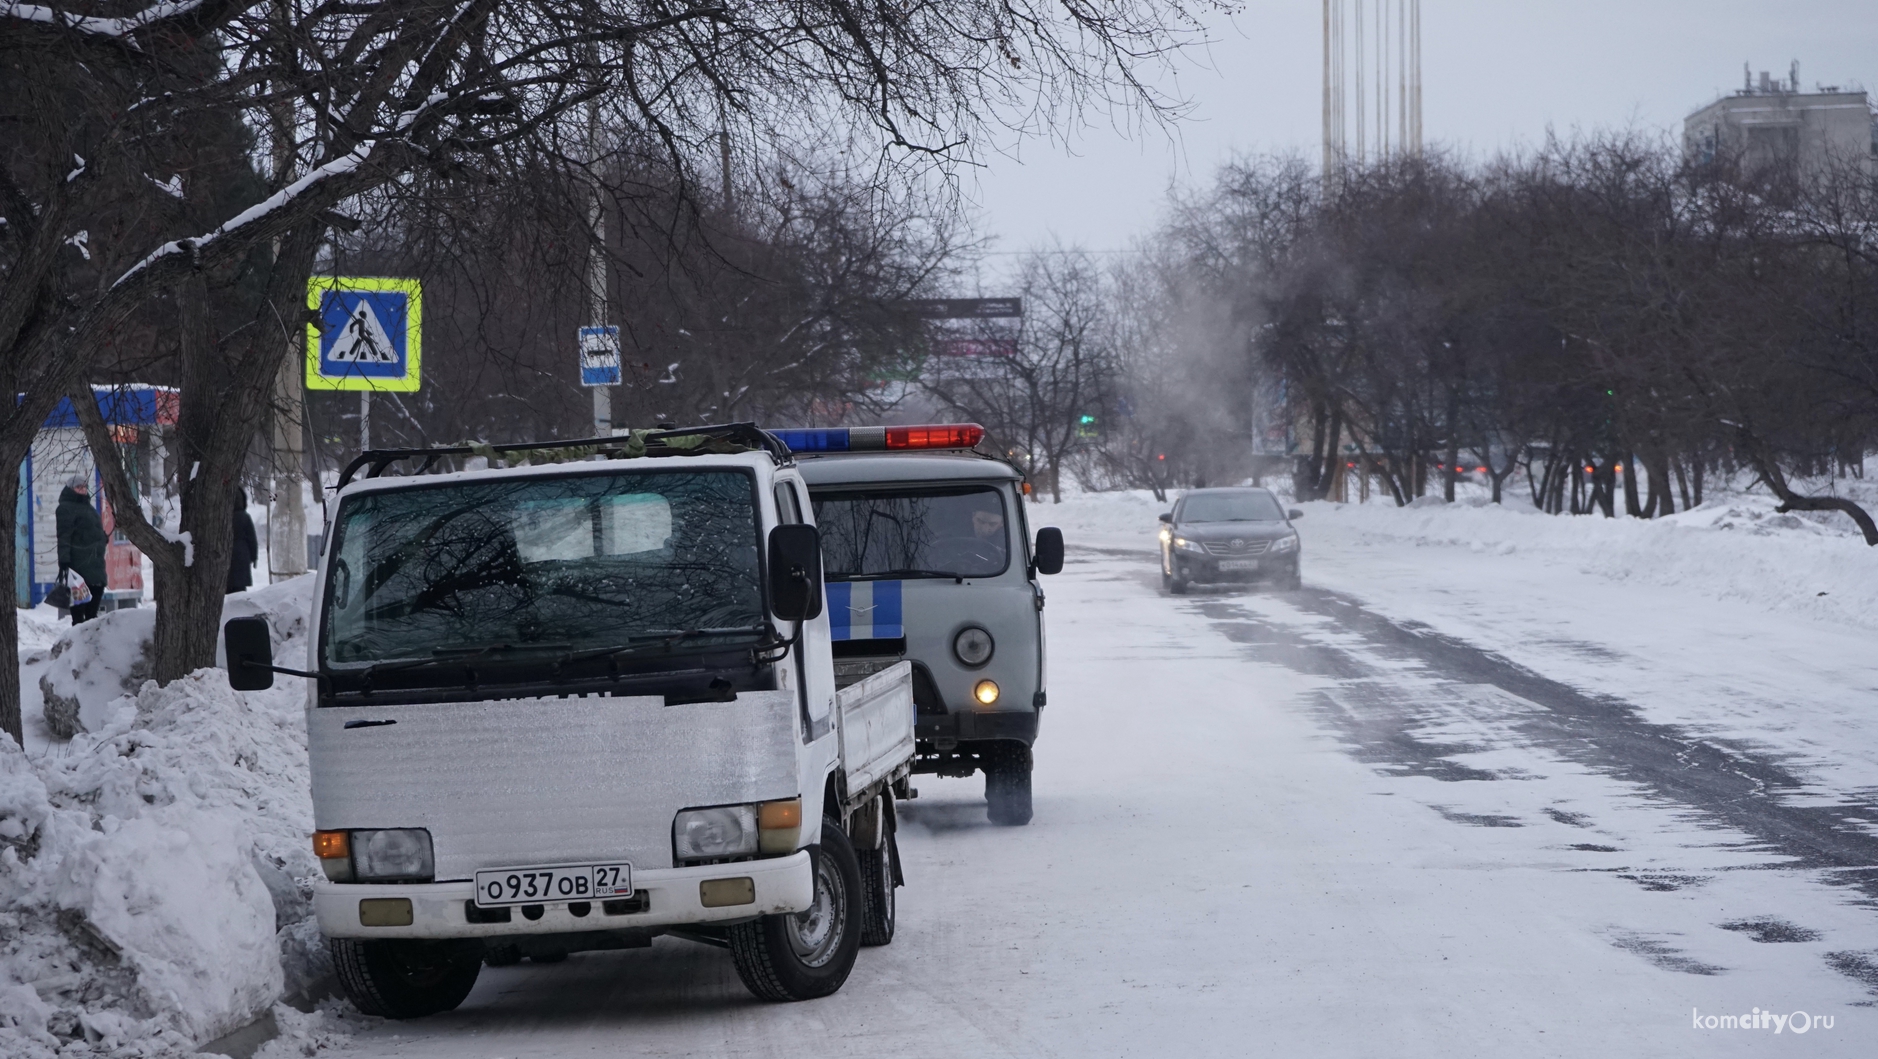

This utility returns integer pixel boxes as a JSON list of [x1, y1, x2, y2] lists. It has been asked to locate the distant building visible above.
[[1684, 63, 1876, 177]]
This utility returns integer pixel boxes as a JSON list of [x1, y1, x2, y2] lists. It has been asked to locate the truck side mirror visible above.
[[1287, 508, 1304, 520], [1033, 527, 1064, 576], [767, 524, 824, 622], [1157, 512, 1172, 523], [224, 616, 275, 691]]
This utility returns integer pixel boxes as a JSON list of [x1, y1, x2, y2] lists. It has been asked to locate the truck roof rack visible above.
[[337, 423, 791, 488]]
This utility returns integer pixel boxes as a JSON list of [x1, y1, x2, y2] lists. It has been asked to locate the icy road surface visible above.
[[345, 544, 1875, 1057]]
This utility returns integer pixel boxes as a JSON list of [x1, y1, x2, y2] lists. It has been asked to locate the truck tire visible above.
[[331, 937, 481, 1019], [727, 819, 862, 1001], [984, 743, 1034, 826], [858, 821, 898, 946]]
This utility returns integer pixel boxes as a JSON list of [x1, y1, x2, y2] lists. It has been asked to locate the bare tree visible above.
[[1, 0, 1216, 745]]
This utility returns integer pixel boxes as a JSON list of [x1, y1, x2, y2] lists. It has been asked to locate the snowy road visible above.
[[342, 543, 1875, 1057]]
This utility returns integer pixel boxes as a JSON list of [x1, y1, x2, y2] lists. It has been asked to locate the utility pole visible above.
[[585, 56, 611, 437], [267, 346, 308, 580]]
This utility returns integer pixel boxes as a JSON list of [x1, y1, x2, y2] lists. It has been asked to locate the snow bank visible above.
[[1296, 492, 1878, 633], [37, 608, 155, 739], [2, 576, 333, 1058], [1040, 483, 1878, 633]]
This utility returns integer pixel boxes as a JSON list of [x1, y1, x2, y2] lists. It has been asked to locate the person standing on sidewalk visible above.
[[55, 475, 108, 624], [228, 486, 258, 594]]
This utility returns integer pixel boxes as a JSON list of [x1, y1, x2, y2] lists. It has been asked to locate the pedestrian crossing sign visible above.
[[306, 277, 422, 391]]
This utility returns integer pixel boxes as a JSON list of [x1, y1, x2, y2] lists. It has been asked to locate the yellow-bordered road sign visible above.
[[306, 277, 422, 392]]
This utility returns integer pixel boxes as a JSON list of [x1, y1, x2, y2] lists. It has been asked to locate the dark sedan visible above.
[[1157, 488, 1303, 594]]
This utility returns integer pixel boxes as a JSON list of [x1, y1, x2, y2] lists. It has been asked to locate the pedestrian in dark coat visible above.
[[228, 487, 259, 594], [55, 475, 108, 624]]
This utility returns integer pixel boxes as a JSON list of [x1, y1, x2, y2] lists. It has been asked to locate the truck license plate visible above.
[[1217, 559, 1259, 571], [474, 863, 632, 907]]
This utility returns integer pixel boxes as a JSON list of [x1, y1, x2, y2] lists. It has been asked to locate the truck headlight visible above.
[[350, 828, 434, 882], [1270, 535, 1299, 553], [674, 799, 801, 862], [674, 805, 759, 860], [953, 626, 995, 667], [1174, 537, 1205, 554]]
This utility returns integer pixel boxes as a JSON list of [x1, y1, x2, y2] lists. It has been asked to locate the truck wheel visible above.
[[331, 937, 481, 1019], [984, 743, 1034, 826], [858, 822, 898, 946], [727, 819, 862, 1001]]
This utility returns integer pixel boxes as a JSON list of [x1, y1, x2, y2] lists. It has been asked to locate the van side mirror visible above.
[[1157, 512, 1172, 523], [224, 616, 275, 691], [767, 524, 824, 622], [1033, 527, 1064, 576], [1287, 508, 1304, 520]]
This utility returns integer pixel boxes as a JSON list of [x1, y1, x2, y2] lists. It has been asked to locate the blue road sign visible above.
[[580, 325, 621, 387]]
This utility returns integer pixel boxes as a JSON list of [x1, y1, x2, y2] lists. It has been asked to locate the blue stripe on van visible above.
[[872, 580, 903, 638], [826, 581, 854, 639]]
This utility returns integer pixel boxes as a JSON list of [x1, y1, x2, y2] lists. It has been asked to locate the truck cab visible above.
[[778, 425, 1063, 826], [223, 426, 912, 1017]]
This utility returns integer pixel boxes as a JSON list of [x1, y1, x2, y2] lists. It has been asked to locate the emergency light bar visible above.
[[771, 423, 985, 453]]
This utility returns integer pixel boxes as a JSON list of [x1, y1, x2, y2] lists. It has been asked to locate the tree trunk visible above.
[[0, 467, 21, 746], [1736, 428, 1878, 546], [1621, 452, 1642, 517], [1592, 459, 1617, 518], [1443, 389, 1461, 503], [1692, 458, 1704, 507], [1674, 458, 1692, 512]]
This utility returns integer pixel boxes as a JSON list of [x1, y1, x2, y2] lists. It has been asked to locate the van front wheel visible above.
[[331, 938, 481, 1019], [728, 820, 862, 1001]]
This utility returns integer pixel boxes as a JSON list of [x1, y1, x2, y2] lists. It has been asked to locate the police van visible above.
[[776, 424, 1063, 826]]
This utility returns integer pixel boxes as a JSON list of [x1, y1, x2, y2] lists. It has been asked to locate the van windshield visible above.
[[812, 486, 1009, 580], [321, 470, 764, 666]]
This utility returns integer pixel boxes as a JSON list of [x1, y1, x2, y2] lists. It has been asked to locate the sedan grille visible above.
[[1203, 540, 1271, 556]]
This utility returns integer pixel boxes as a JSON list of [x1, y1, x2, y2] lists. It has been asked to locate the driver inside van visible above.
[[971, 505, 1005, 543]]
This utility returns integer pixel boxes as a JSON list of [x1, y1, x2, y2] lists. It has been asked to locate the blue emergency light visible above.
[[771, 423, 985, 454]]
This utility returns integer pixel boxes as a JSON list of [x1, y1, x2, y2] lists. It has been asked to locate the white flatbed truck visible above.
[[224, 425, 913, 1016]]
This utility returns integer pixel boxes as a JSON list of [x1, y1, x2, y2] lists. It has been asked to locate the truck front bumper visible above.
[[315, 850, 813, 940]]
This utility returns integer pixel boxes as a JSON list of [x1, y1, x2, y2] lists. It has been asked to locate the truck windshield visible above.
[[322, 470, 763, 666], [812, 486, 1009, 580], [1181, 492, 1285, 522]]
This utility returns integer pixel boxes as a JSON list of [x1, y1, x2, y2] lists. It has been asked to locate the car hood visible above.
[[1171, 521, 1293, 544]]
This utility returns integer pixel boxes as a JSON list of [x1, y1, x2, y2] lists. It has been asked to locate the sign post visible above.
[[579, 325, 621, 437], [305, 277, 422, 453]]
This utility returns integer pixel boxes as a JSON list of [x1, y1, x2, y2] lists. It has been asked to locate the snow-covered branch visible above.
[[2, 1, 204, 41], [111, 142, 376, 289]]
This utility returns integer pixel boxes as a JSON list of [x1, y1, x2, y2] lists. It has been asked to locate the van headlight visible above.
[[350, 828, 434, 882], [953, 626, 995, 667], [1270, 535, 1299, 553]]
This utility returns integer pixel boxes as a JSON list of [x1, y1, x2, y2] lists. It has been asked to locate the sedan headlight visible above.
[[1173, 536, 1205, 554], [350, 828, 434, 882], [953, 626, 995, 667], [1270, 535, 1299, 553]]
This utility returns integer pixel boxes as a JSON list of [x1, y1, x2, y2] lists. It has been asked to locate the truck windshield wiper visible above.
[[359, 642, 568, 682], [844, 569, 961, 581], [554, 627, 768, 669]]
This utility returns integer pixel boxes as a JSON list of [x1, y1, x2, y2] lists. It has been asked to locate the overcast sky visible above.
[[964, 0, 1878, 264]]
